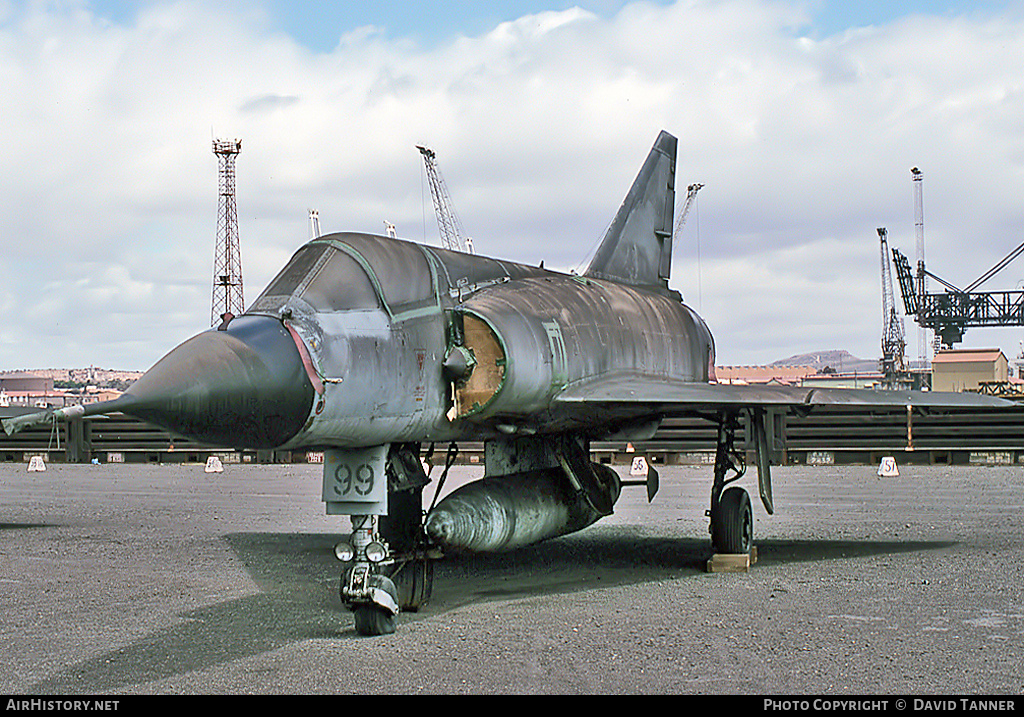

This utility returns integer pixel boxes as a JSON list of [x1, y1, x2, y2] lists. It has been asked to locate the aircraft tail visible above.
[[584, 130, 677, 288]]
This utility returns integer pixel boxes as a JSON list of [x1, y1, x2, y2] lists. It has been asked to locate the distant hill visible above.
[[770, 350, 878, 374]]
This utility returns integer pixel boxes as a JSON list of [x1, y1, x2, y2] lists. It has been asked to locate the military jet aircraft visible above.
[[4, 131, 1009, 635]]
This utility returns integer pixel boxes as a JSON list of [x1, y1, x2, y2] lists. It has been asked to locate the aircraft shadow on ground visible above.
[[0, 522, 55, 531], [26, 530, 954, 693]]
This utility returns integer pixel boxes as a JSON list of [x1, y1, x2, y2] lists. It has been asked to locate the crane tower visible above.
[[211, 139, 244, 326], [877, 228, 906, 386], [911, 167, 929, 361], [417, 145, 472, 254], [673, 183, 703, 239]]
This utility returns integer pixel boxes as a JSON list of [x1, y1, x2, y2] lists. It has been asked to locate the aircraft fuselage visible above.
[[246, 232, 715, 451]]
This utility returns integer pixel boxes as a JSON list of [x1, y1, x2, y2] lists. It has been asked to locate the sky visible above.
[[2, 0, 1024, 372]]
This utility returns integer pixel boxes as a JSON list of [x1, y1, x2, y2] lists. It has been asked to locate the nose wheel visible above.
[[335, 449, 436, 636], [350, 571, 400, 636], [336, 518, 401, 636]]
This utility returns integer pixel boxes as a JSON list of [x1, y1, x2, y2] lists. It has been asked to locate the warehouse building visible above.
[[932, 348, 1008, 392]]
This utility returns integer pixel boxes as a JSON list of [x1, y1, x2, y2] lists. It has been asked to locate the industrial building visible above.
[[932, 349, 1009, 392], [0, 371, 125, 409], [714, 365, 817, 386], [0, 372, 53, 394]]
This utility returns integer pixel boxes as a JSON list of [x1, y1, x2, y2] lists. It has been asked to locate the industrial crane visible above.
[[673, 182, 704, 303], [674, 183, 703, 239], [417, 145, 473, 254], [877, 228, 906, 386], [889, 165, 1024, 352], [894, 240, 1024, 349]]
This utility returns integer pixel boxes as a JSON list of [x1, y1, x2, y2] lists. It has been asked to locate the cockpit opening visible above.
[[250, 243, 381, 314]]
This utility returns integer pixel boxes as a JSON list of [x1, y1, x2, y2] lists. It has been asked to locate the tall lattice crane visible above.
[[673, 182, 704, 305], [417, 145, 472, 254], [674, 183, 703, 239], [877, 228, 906, 385]]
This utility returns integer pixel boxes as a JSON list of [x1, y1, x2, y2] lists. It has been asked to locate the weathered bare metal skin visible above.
[[585, 130, 677, 287], [457, 273, 713, 425], [424, 464, 621, 552]]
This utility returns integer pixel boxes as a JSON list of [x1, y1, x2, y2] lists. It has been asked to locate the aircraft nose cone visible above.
[[121, 315, 314, 448]]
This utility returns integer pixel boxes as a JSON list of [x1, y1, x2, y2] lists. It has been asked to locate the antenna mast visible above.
[[211, 138, 244, 326], [309, 209, 321, 240]]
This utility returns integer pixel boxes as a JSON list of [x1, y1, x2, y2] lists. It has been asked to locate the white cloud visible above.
[[2, 1, 1024, 371]]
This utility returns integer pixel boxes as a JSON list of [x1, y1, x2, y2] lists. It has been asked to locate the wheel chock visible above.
[[706, 545, 758, 573]]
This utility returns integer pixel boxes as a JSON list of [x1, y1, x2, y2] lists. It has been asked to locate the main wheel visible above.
[[712, 486, 753, 554], [387, 559, 433, 611]]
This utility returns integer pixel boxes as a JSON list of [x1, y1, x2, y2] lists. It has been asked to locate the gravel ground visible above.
[[1, 460, 1022, 695]]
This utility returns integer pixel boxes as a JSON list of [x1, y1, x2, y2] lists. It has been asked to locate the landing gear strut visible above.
[[707, 413, 753, 554], [337, 515, 400, 636], [331, 443, 436, 636], [379, 481, 434, 612]]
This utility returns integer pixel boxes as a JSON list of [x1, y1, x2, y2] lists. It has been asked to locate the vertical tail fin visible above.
[[584, 130, 677, 288]]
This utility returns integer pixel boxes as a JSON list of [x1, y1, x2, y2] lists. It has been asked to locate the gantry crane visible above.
[[891, 166, 1024, 351], [417, 145, 472, 254]]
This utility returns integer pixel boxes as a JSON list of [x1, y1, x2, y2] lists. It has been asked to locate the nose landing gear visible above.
[[336, 516, 400, 636], [329, 444, 436, 636]]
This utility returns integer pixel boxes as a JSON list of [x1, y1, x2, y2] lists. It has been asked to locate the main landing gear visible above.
[[707, 411, 771, 555]]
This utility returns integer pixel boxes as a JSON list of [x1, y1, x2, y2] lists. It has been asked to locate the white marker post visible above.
[[877, 456, 899, 477], [630, 456, 649, 477]]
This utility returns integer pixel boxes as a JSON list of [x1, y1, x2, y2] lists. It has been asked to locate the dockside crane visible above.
[[674, 183, 703, 239], [894, 239, 1024, 349], [673, 182, 704, 303], [887, 165, 1024, 351], [877, 228, 906, 386], [892, 166, 1024, 350], [417, 145, 473, 254], [912, 167, 929, 360]]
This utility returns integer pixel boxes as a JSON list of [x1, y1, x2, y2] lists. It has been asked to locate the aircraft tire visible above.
[[713, 486, 752, 554], [387, 559, 433, 612], [350, 573, 400, 636], [353, 605, 396, 636]]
